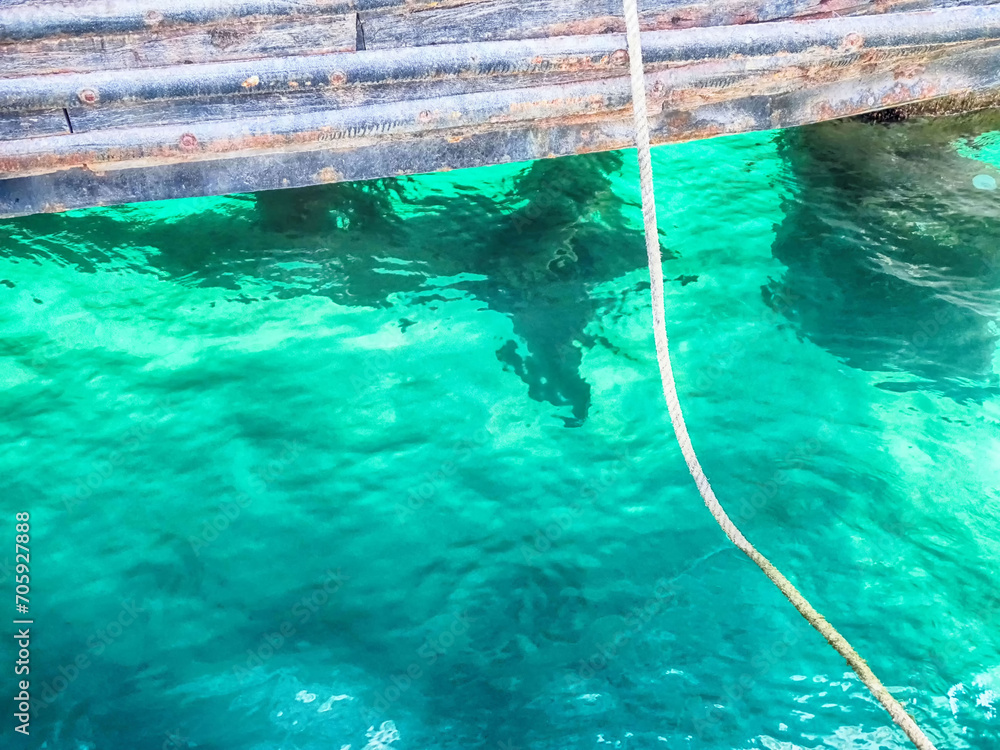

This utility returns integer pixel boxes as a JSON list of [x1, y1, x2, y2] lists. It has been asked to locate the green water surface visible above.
[[1, 113, 1000, 750]]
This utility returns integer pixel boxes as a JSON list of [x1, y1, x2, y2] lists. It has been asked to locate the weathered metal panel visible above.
[[0, 79, 632, 178], [65, 71, 617, 133], [7, 0, 997, 54], [654, 42, 1000, 139], [2, 2, 1000, 217], [0, 0, 367, 40], [0, 34, 627, 111], [2, 35, 1000, 217], [0, 15, 358, 77], [2, 7, 1000, 180], [3, 4, 1000, 109], [0, 119, 637, 217], [0, 109, 70, 141], [358, 0, 1000, 48]]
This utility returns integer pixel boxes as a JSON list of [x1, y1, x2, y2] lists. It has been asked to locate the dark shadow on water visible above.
[[769, 111, 1000, 399], [0, 152, 656, 425], [6, 114, 1000, 422]]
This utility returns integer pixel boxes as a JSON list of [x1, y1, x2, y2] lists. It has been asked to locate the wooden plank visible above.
[[0, 109, 70, 141], [0, 14, 357, 77], [358, 0, 1000, 48]]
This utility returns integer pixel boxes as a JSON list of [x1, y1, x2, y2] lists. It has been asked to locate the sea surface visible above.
[[2, 111, 1000, 750]]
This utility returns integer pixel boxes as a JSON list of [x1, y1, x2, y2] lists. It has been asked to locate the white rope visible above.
[[619, 3, 938, 748]]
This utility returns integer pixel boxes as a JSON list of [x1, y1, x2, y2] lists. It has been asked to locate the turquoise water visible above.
[[2, 113, 1000, 749]]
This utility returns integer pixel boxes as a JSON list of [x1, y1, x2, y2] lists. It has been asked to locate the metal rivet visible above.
[[611, 49, 629, 64], [418, 110, 432, 123], [844, 33, 864, 49], [78, 88, 99, 104], [330, 71, 347, 86], [179, 133, 198, 149]]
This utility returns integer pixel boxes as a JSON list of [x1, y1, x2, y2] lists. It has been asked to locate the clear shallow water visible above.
[[1, 113, 1000, 750]]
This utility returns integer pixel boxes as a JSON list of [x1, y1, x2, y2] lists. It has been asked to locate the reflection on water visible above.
[[4, 151, 649, 426], [2, 113, 1000, 750], [8, 112, 1000, 421], [769, 111, 1000, 399]]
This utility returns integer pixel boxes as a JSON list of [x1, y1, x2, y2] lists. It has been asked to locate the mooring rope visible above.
[[618, 3, 938, 748]]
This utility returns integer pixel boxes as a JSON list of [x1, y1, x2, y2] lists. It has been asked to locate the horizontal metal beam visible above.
[[0, 79, 634, 177], [1, 35, 999, 216], [2, 71, 998, 219], [2, 7, 1000, 178], [4, 5, 1000, 112], [2, 4, 1000, 215], [0, 0, 935, 45], [0, 0, 386, 41], [0, 36, 624, 111]]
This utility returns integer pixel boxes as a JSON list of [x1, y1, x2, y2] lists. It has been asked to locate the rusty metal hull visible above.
[[1, 0, 1000, 216]]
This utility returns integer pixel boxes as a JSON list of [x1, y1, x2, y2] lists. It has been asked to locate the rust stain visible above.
[[546, 16, 623, 37], [807, 77, 943, 123], [843, 32, 865, 50], [314, 167, 343, 183], [880, 80, 939, 107], [664, 110, 724, 140], [242, 75, 260, 88], [544, 54, 618, 73], [811, 100, 839, 121], [210, 25, 254, 49], [447, 136, 463, 143], [508, 94, 606, 115], [895, 63, 925, 80], [662, 13, 701, 30]]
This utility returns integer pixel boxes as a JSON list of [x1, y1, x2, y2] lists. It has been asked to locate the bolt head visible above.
[[844, 33, 864, 49], [78, 88, 99, 104]]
